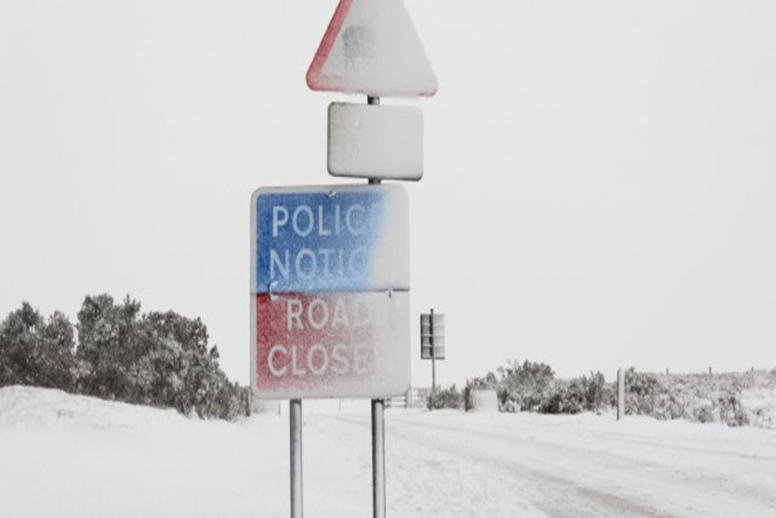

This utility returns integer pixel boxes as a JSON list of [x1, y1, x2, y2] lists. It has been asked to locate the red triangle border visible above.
[[306, 0, 356, 91]]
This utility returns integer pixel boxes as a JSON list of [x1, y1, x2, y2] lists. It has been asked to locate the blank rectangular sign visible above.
[[328, 103, 423, 181]]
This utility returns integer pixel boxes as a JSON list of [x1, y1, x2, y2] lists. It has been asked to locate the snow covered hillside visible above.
[[1, 387, 775, 518]]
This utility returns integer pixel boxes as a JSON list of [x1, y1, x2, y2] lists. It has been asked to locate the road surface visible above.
[[331, 409, 776, 518]]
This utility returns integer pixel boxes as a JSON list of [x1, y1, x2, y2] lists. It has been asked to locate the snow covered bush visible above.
[[75, 294, 249, 419], [0, 296, 249, 421], [467, 362, 772, 428], [623, 368, 665, 416], [540, 372, 611, 414], [622, 369, 759, 427], [496, 360, 555, 412], [0, 303, 76, 391], [469, 362, 611, 414], [427, 384, 463, 410]]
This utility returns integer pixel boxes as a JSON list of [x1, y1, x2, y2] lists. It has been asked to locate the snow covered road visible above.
[[351, 410, 776, 518], [1, 388, 775, 518]]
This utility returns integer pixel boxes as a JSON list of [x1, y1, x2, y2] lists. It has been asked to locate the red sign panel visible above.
[[254, 292, 409, 398]]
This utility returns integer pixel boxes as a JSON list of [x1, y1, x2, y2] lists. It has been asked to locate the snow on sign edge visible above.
[[306, 0, 438, 97]]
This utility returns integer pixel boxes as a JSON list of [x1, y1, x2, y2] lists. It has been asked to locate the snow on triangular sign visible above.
[[307, 0, 438, 97]]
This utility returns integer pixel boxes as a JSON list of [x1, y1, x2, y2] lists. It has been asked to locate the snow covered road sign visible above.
[[250, 184, 410, 399], [420, 312, 444, 360], [328, 103, 423, 180], [306, 0, 438, 97]]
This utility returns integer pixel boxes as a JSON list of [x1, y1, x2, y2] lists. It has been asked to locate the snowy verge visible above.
[[0, 387, 548, 518]]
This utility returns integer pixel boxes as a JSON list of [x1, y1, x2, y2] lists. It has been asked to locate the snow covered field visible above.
[[1, 387, 775, 518]]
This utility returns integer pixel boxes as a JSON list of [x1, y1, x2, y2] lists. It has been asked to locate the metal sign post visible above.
[[371, 398, 386, 518], [367, 95, 387, 518], [289, 399, 303, 518], [430, 308, 436, 407]]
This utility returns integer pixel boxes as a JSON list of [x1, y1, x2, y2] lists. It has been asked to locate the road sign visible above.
[[328, 103, 423, 180], [250, 184, 410, 399], [420, 312, 445, 360], [306, 0, 438, 97]]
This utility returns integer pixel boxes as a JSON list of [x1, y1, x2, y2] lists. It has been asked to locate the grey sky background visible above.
[[1, 1, 775, 388]]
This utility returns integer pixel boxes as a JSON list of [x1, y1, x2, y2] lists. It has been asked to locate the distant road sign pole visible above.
[[420, 309, 445, 409], [430, 308, 436, 407]]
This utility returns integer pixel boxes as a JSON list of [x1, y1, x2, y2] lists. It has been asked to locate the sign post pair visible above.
[[251, 1, 438, 517]]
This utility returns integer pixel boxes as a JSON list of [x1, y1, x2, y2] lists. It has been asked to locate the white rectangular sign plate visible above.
[[328, 103, 423, 181]]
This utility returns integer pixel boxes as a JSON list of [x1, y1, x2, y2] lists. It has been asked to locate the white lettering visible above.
[[331, 344, 349, 374], [287, 299, 303, 330], [268, 345, 287, 376], [270, 249, 289, 280], [291, 347, 305, 376], [345, 204, 366, 235], [292, 205, 314, 237], [307, 344, 328, 376], [331, 298, 349, 329], [272, 206, 288, 237], [295, 248, 316, 280], [307, 298, 329, 330], [318, 206, 331, 236], [318, 248, 335, 276], [266, 343, 373, 377]]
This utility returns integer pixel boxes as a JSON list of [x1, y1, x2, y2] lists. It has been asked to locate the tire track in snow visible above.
[[332, 413, 776, 518]]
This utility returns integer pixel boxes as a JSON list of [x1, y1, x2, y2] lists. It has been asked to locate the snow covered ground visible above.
[[1, 387, 775, 518]]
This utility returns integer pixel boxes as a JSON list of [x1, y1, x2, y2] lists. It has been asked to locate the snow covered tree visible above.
[[0, 302, 75, 390], [75, 294, 142, 399], [74, 294, 248, 419], [1, 294, 248, 420], [497, 360, 555, 411]]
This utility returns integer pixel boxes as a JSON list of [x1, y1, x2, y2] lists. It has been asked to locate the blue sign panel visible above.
[[252, 184, 408, 294]]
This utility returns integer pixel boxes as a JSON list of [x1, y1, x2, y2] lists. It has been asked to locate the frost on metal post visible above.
[[250, 184, 410, 399]]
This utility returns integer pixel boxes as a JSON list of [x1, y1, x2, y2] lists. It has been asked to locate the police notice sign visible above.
[[250, 184, 410, 399]]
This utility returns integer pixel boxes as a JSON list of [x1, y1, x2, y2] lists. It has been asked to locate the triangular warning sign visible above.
[[306, 0, 438, 97]]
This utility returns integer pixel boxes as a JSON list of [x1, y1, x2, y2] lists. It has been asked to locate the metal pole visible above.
[[290, 399, 303, 518], [431, 357, 436, 409], [371, 398, 386, 518], [366, 94, 386, 518], [616, 369, 625, 420], [430, 308, 435, 409]]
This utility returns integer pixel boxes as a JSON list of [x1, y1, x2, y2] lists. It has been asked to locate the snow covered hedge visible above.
[[0, 296, 250, 420], [468, 361, 775, 428]]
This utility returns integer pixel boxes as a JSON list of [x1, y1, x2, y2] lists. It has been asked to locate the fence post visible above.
[[617, 368, 625, 420]]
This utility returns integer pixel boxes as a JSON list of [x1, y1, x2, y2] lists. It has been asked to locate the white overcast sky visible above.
[[1, 1, 775, 388]]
